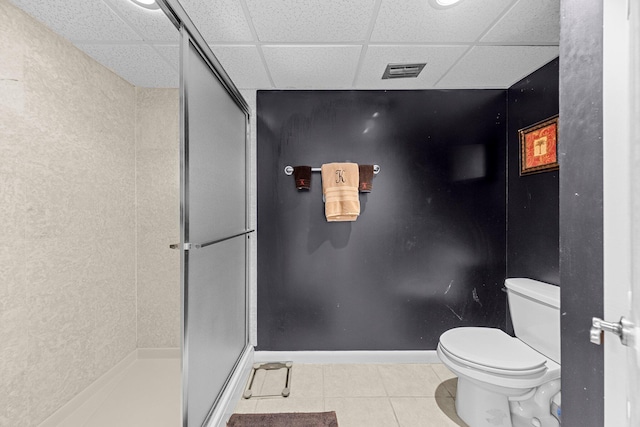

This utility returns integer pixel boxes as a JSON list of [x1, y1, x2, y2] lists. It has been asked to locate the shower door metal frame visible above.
[[158, 0, 249, 112], [157, 1, 252, 426]]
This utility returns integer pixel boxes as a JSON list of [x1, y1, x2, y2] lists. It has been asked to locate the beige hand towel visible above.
[[321, 162, 360, 222]]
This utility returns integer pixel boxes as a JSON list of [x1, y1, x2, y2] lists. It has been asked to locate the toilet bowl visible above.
[[437, 278, 561, 427]]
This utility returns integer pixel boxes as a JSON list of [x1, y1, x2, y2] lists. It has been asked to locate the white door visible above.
[[602, 0, 639, 425], [627, 1, 640, 424]]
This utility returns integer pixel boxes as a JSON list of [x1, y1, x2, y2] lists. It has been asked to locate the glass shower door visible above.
[[179, 27, 250, 427]]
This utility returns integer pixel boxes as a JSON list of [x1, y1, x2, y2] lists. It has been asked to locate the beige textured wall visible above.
[[0, 2, 137, 425], [135, 87, 180, 348], [0, 2, 180, 425]]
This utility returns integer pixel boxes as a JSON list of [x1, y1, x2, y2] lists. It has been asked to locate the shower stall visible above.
[[1, 0, 252, 425]]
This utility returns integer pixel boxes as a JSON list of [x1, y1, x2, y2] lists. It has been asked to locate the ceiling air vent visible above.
[[382, 63, 426, 79]]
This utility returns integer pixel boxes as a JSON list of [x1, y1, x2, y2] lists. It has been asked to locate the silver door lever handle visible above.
[[590, 316, 635, 346]]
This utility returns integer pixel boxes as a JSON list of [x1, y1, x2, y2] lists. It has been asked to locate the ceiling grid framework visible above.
[[9, 0, 560, 90], [351, 0, 384, 88], [237, 0, 275, 88]]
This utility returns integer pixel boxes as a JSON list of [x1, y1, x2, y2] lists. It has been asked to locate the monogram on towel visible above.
[[321, 162, 360, 222]]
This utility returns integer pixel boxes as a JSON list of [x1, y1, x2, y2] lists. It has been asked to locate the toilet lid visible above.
[[439, 327, 547, 372]]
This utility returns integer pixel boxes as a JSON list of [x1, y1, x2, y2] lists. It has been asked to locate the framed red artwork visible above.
[[518, 115, 559, 176]]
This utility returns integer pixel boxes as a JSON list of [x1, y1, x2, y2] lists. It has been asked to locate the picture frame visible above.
[[519, 115, 559, 176]]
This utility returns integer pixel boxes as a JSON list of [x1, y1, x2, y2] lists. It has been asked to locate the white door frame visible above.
[[603, 0, 633, 425]]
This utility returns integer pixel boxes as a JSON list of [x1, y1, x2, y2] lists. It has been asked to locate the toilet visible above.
[[437, 278, 561, 427]]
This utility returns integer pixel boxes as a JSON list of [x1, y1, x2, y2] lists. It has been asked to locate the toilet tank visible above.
[[506, 278, 561, 364]]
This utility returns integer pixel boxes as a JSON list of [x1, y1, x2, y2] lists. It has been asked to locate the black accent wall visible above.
[[257, 90, 508, 351], [507, 59, 560, 286]]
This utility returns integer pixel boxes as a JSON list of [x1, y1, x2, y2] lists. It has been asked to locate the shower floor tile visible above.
[[61, 357, 181, 427], [233, 363, 467, 427]]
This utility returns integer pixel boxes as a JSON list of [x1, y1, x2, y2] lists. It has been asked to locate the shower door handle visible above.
[[169, 242, 199, 250], [169, 230, 254, 251]]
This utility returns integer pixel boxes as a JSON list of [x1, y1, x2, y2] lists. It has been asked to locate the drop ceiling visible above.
[[8, 0, 560, 90]]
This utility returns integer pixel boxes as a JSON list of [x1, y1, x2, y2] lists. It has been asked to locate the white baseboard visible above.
[[38, 348, 180, 427], [254, 350, 440, 364], [208, 344, 255, 427]]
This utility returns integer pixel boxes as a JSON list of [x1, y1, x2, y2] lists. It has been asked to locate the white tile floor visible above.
[[58, 360, 465, 427], [233, 363, 468, 427]]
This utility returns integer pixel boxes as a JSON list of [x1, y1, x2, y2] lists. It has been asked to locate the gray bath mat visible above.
[[227, 411, 338, 427]]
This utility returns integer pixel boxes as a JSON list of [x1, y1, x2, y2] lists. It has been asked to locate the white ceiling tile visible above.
[[178, 0, 253, 42], [262, 45, 362, 89], [9, 0, 141, 41], [210, 46, 272, 89], [245, 0, 377, 42], [103, 0, 179, 42], [9, 0, 562, 90], [371, 0, 512, 43], [153, 44, 180, 71], [356, 45, 468, 89], [77, 43, 178, 88], [437, 46, 559, 89], [482, 0, 560, 44]]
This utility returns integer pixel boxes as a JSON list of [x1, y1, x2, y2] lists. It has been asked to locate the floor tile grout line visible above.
[[387, 395, 402, 427], [431, 363, 456, 381], [375, 364, 391, 398], [321, 364, 326, 412], [428, 364, 453, 398], [319, 364, 324, 400]]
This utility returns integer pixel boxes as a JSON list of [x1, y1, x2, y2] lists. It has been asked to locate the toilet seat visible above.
[[439, 327, 547, 376]]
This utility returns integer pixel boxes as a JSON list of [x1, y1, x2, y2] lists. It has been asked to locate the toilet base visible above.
[[509, 380, 561, 427], [455, 377, 514, 427]]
